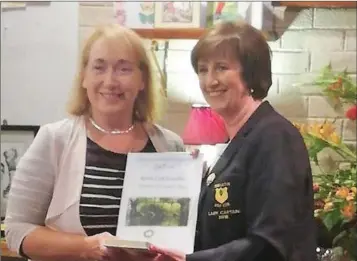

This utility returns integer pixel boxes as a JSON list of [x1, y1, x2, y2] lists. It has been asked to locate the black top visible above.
[[80, 137, 156, 236], [187, 101, 317, 261]]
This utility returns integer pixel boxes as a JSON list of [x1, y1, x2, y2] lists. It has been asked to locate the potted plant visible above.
[[294, 64, 357, 261]]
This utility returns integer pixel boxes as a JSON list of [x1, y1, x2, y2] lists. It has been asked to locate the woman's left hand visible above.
[[149, 244, 186, 261]]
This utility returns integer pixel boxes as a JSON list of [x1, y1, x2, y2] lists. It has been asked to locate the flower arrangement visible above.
[[294, 64, 357, 261]]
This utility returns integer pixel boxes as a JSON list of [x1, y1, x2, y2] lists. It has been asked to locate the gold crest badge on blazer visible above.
[[215, 187, 228, 204]]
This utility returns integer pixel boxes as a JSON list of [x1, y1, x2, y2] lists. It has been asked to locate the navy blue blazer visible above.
[[186, 101, 317, 261]]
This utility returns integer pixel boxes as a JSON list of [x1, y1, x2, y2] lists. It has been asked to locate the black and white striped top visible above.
[[80, 137, 156, 236]]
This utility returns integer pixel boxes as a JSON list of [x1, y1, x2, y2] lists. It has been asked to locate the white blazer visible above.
[[4, 116, 185, 255]]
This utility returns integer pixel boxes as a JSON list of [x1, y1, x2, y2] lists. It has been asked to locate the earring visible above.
[[250, 88, 254, 94]]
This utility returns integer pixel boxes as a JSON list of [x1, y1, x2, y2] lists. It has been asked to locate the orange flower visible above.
[[324, 202, 334, 211], [337, 77, 343, 85], [323, 123, 340, 143], [308, 121, 341, 144], [329, 132, 341, 144], [336, 187, 350, 199], [309, 123, 324, 139], [346, 192, 355, 201], [327, 77, 343, 91], [341, 202, 356, 220], [294, 121, 341, 144]]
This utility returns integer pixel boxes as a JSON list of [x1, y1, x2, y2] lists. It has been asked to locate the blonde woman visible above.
[[5, 24, 185, 261]]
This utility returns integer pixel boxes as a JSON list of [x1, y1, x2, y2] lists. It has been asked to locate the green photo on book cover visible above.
[[125, 197, 190, 226]]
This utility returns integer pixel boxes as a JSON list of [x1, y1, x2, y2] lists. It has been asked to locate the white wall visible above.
[[1, 2, 79, 125]]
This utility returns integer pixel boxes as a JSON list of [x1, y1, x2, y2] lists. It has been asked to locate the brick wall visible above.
[[78, 3, 356, 148]]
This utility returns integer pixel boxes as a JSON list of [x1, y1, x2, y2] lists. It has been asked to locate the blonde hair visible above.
[[66, 24, 162, 123]]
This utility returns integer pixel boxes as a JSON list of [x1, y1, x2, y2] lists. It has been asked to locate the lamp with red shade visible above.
[[182, 104, 229, 167], [182, 104, 228, 145]]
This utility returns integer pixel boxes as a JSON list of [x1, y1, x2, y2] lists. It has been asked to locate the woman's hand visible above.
[[79, 232, 113, 261], [149, 244, 186, 261], [81, 233, 159, 261], [108, 248, 159, 261], [190, 148, 200, 159], [190, 148, 209, 178]]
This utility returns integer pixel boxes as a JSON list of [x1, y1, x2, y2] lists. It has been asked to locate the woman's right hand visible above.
[[79, 232, 113, 261]]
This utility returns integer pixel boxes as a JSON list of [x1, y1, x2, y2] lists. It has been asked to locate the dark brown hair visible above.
[[191, 21, 272, 100]]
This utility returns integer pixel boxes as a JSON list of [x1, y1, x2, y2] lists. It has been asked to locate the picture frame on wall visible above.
[[113, 1, 155, 29], [1, 125, 39, 220], [154, 2, 201, 28]]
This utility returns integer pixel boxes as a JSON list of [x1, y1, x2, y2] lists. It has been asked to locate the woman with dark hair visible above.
[[150, 21, 317, 261]]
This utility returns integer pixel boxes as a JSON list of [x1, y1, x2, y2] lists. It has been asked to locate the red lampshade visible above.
[[182, 105, 228, 145]]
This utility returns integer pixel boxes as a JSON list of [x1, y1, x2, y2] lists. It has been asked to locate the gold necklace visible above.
[[89, 118, 134, 135]]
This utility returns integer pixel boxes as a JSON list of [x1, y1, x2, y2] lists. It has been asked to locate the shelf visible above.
[[134, 28, 206, 40], [1, 241, 19, 257], [274, 1, 357, 8]]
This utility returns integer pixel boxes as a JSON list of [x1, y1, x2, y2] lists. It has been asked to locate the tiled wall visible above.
[[78, 3, 356, 149]]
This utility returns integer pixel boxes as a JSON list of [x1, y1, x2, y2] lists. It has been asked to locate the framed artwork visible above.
[[113, 1, 155, 29], [154, 2, 201, 28], [1, 125, 39, 219]]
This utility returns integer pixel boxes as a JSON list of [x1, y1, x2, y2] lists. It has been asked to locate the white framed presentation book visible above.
[[104, 152, 204, 254]]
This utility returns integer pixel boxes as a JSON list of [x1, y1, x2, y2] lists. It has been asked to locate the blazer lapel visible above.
[[198, 101, 274, 204], [198, 134, 245, 203]]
